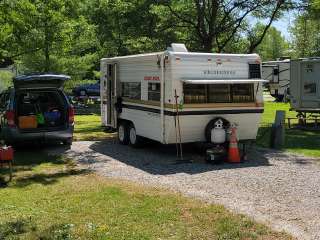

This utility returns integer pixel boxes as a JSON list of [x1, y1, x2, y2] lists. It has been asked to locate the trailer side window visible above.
[[304, 82, 317, 95], [232, 84, 254, 102], [184, 84, 206, 103], [249, 64, 261, 78], [122, 82, 141, 99], [208, 85, 231, 103], [148, 83, 160, 101], [184, 84, 254, 104]]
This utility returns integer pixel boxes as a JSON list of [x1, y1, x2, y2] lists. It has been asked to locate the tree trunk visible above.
[[44, 19, 50, 72], [203, 38, 213, 52]]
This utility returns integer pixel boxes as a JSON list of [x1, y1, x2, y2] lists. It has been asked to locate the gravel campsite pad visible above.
[[54, 140, 320, 240]]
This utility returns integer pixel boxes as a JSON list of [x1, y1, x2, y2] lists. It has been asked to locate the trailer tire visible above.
[[205, 118, 230, 143], [118, 122, 129, 145], [128, 123, 143, 147]]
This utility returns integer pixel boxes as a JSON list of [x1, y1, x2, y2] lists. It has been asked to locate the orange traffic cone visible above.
[[228, 126, 241, 163]]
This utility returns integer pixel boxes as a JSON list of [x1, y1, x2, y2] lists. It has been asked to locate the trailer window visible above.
[[122, 82, 141, 99], [208, 85, 231, 103], [184, 84, 254, 104], [249, 64, 261, 78], [184, 84, 206, 103], [304, 82, 317, 95], [148, 83, 160, 101], [232, 84, 254, 102]]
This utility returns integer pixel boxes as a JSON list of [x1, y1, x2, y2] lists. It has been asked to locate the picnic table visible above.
[[287, 115, 320, 129]]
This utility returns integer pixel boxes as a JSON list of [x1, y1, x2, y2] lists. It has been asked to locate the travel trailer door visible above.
[[105, 63, 118, 129], [268, 65, 279, 91], [262, 64, 280, 96]]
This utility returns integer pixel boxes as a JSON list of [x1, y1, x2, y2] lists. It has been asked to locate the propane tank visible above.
[[211, 119, 226, 144]]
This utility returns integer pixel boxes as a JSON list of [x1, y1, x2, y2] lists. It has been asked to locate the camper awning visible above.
[[181, 79, 268, 84]]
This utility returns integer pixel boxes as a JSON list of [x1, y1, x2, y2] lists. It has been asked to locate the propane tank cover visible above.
[[211, 119, 226, 144]]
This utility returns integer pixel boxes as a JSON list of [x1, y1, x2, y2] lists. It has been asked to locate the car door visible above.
[[92, 81, 100, 95], [87, 81, 100, 95]]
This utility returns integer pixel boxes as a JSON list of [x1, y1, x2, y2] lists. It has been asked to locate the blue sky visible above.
[[272, 11, 296, 40], [249, 10, 296, 41]]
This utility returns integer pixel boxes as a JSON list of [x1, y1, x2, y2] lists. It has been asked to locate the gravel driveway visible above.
[[58, 140, 320, 240]]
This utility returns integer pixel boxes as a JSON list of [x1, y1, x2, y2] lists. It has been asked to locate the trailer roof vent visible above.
[[168, 43, 188, 52]]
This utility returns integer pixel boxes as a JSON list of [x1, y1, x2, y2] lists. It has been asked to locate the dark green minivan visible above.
[[0, 74, 74, 145]]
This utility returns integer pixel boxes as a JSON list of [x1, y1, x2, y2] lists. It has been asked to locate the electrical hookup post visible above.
[[173, 89, 192, 164], [270, 110, 286, 149]]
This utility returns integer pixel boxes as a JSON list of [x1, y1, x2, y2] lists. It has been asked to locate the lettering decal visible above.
[[144, 76, 160, 81], [203, 70, 236, 76]]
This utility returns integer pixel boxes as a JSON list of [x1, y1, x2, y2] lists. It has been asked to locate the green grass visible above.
[[260, 102, 297, 124], [74, 115, 116, 141], [258, 102, 320, 157], [0, 151, 293, 240]]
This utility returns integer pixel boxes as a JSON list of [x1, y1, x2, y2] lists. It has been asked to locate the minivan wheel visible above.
[[128, 123, 142, 147], [118, 122, 129, 145]]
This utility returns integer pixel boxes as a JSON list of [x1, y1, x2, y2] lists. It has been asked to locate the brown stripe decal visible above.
[[121, 104, 264, 116]]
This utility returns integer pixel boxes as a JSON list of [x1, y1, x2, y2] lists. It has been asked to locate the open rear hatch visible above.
[[13, 74, 70, 89], [16, 90, 68, 132]]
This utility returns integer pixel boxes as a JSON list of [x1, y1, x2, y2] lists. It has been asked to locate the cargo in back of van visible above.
[[16, 90, 67, 131]]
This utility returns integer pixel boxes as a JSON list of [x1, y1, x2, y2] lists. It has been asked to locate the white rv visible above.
[[100, 44, 266, 146], [262, 59, 290, 102], [290, 58, 320, 115]]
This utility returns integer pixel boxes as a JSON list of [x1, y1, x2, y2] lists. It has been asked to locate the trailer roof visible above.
[[101, 51, 260, 61], [262, 59, 290, 64], [295, 57, 320, 62]]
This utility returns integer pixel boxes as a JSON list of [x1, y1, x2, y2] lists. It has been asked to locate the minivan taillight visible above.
[[5, 111, 16, 127], [68, 106, 75, 124]]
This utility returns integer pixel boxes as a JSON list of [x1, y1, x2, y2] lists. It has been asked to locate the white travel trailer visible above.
[[262, 59, 290, 102], [290, 58, 320, 115], [100, 44, 266, 146]]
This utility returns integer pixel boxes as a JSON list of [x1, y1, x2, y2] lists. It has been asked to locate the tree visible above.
[[290, 0, 320, 57], [84, 0, 178, 58], [255, 26, 290, 60], [0, 0, 100, 79], [155, 0, 288, 53]]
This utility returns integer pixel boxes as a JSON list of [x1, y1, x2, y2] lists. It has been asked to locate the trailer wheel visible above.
[[118, 122, 129, 145], [128, 123, 142, 147]]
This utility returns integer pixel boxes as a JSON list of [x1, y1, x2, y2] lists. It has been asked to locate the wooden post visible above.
[[270, 110, 286, 149]]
